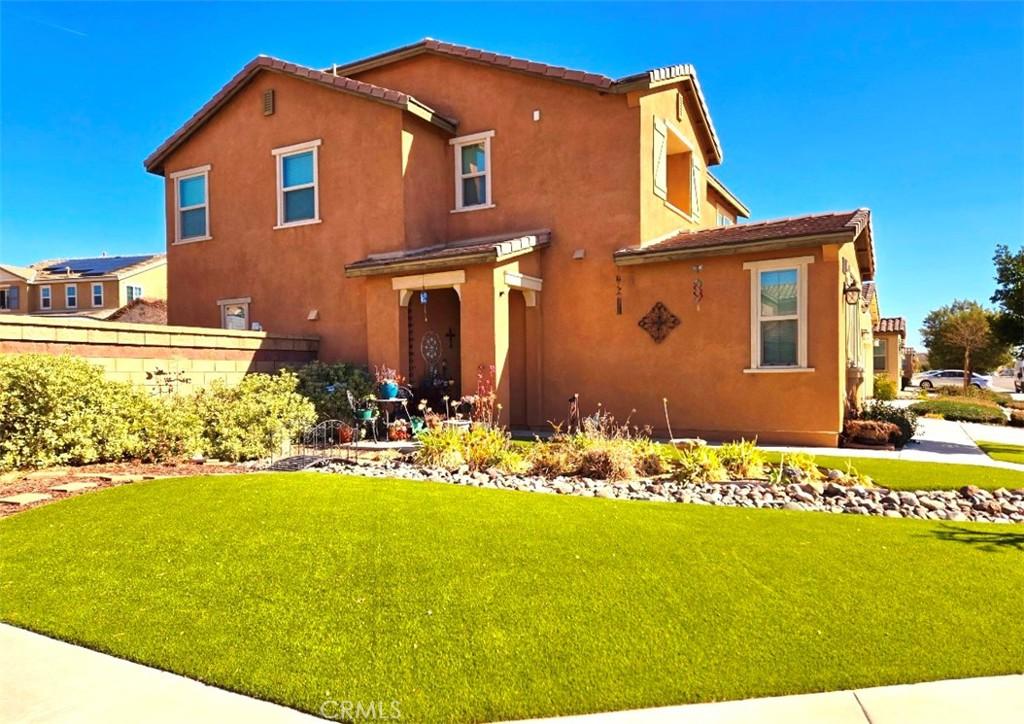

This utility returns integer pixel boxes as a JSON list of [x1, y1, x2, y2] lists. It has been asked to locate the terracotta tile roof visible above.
[[29, 253, 166, 282], [346, 230, 551, 277], [874, 317, 906, 336], [144, 56, 456, 174], [331, 39, 723, 164], [861, 280, 876, 303], [615, 209, 875, 279], [107, 298, 167, 325]]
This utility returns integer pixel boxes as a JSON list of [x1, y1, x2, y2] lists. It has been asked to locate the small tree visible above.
[[943, 306, 992, 388], [921, 299, 1011, 376]]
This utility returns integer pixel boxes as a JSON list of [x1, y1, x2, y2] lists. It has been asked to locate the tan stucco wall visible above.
[[155, 56, 862, 444], [120, 264, 168, 304], [873, 331, 903, 388], [0, 314, 317, 393]]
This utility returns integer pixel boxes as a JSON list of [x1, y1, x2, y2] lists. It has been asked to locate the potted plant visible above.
[[357, 394, 376, 421], [338, 424, 354, 444], [388, 419, 410, 442], [374, 364, 403, 400]]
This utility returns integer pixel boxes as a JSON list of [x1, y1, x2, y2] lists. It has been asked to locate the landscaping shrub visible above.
[[872, 374, 898, 401], [934, 385, 1007, 406], [0, 354, 152, 470], [415, 426, 525, 473], [295, 361, 373, 421], [128, 395, 204, 463], [673, 446, 729, 484], [909, 400, 1006, 426], [1002, 400, 1024, 411], [525, 416, 666, 481], [191, 371, 316, 461], [1009, 411, 1024, 428], [858, 401, 918, 447], [717, 439, 766, 479], [844, 419, 900, 446], [776, 452, 825, 481]]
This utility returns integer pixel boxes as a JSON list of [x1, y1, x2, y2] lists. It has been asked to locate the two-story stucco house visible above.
[[0, 254, 167, 319], [144, 39, 885, 445]]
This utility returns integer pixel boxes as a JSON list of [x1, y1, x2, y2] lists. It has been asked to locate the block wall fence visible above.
[[0, 315, 318, 393]]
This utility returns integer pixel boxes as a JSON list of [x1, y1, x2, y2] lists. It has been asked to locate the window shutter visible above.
[[653, 121, 667, 198], [690, 161, 701, 218], [8, 286, 18, 310]]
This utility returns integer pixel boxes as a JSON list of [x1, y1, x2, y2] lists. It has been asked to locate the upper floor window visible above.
[[716, 208, 734, 227], [273, 139, 320, 228], [40, 285, 51, 309], [126, 285, 143, 302], [65, 284, 78, 309], [91, 283, 104, 307], [743, 256, 813, 372], [653, 119, 701, 220], [450, 131, 494, 212], [171, 165, 211, 243], [0, 286, 18, 311], [873, 338, 888, 371]]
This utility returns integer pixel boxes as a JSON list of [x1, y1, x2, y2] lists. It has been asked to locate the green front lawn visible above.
[[1, 474, 1022, 722], [976, 441, 1024, 465], [764, 454, 1024, 491]]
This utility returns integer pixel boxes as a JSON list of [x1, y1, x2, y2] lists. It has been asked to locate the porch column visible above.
[[364, 276, 401, 372], [458, 266, 511, 422]]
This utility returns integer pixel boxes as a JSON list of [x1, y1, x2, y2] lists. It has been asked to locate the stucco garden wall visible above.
[[0, 315, 318, 393]]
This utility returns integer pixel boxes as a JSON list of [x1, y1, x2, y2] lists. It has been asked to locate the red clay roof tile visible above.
[[874, 317, 906, 336]]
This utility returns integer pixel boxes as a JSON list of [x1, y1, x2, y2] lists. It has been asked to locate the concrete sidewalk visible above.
[[763, 417, 1024, 472], [4, 623, 1021, 724], [0, 624, 320, 723], [506, 673, 1024, 723]]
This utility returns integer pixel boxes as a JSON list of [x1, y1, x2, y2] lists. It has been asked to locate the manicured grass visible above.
[[976, 441, 1024, 465], [763, 454, 1024, 492], [909, 399, 1006, 425], [1, 474, 1022, 721]]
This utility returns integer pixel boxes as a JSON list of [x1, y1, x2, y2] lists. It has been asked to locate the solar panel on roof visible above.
[[42, 255, 153, 276]]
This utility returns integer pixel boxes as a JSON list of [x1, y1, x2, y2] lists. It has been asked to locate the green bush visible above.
[[909, 400, 1006, 425], [191, 371, 316, 461], [129, 395, 204, 463], [718, 439, 767, 479], [859, 401, 918, 446], [873, 374, 898, 401], [673, 446, 729, 484], [935, 385, 1007, 406], [295, 361, 373, 421], [775, 452, 825, 481], [0, 354, 151, 470]]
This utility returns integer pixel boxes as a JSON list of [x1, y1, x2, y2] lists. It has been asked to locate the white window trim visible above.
[[273, 139, 321, 229], [126, 284, 143, 302], [40, 285, 51, 309], [874, 338, 888, 371], [743, 256, 814, 373], [171, 164, 212, 244], [65, 283, 78, 309], [655, 119, 701, 221], [450, 130, 494, 212], [217, 296, 252, 330], [91, 283, 104, 308]]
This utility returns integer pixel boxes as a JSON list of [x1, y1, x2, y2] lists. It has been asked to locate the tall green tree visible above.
[[990, 244, 1024, 356], [920, 300, 1011, 376]]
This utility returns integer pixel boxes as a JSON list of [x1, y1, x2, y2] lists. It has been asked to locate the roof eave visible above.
[[345, 251, 495, 278], [613, 231, 853, 267], [706, 173, 751, 218]]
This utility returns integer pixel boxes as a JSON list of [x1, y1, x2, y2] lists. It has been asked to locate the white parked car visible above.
[[917, 369, 993, 390]]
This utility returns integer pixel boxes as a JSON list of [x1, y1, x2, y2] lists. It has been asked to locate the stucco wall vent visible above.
[[263, 89, 275, 116]]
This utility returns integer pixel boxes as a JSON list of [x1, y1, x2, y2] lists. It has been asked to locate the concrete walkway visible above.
[[763, 417, 1024, 472], [4, 623, 1021, 724], [506, 674, 1024, 723], [0, 624, 320, 723]]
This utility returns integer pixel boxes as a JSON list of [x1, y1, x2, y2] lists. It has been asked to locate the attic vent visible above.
[[262, 89, 275, 116], [676, 92, 684, 122]]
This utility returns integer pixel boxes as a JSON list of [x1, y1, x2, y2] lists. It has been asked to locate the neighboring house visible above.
[[144, 39, 883, 445], [107, 297, 168, 325], [0, 255, 166, 319], [873, 317, 907, 388]]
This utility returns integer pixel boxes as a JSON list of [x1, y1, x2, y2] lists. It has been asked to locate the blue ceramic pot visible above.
[[379, 381, 399, 399]]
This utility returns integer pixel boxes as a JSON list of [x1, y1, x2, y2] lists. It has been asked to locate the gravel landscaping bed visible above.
[[315, 457, 1024, 524]]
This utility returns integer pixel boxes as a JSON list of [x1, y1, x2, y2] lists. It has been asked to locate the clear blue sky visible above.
[[2, 2, 1022, 347]]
